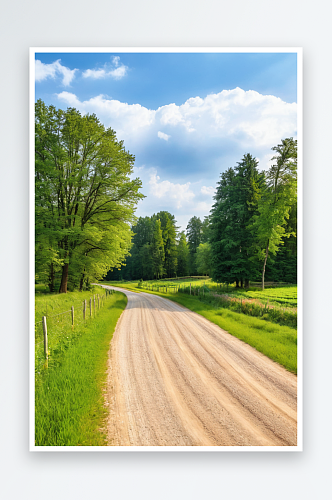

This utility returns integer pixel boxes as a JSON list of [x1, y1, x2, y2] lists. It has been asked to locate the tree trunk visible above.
[[240, 278, 243, 288], [236, 279, 239, 288], [245, 278, 249, 289], [261, 239, 269, 290], [48, 262, 55, 293], [59, 263, 69, 293]]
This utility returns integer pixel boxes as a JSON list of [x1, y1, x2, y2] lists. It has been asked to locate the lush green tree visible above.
[[210, 154, 263, 286], [151, 219, 165, 279], [196, 242, 212, 276], [156, 211, 178, 277], [35, 99, 144, 292], [186, 216, 203, 275], [176, 231, 189, 277], [140, 243, 154, 280], [126, 216, 155, 279], [201, 215, 211, 243], [250, 138, 297, 289]]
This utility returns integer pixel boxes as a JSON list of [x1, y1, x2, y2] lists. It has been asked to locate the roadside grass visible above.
[[35, 286, 110, 372], [104, 284, 297, 374], [35, 291, 127, 446], [229, 286, 297, 308], [101, 279, 297, 308]]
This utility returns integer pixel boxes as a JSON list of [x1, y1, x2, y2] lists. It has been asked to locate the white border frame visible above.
[[29, 47, 302, 452]]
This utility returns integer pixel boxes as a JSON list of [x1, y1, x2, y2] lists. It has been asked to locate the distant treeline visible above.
[[107, 138, 297, 288]]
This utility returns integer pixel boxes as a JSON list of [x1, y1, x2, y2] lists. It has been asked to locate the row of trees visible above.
[[108, 138, 297, 287], [105, 212, 213, 281], [209, 138, 297, 288], [35, 100, 144, 292]]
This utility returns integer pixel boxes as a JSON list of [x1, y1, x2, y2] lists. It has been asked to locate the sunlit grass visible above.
[[35, 291, 127, 446]]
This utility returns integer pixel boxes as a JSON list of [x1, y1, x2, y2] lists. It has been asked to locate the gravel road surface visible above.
[[102, 286, 297, 447]]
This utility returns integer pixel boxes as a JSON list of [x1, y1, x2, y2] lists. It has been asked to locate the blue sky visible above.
[[35, 51, 298, 231]]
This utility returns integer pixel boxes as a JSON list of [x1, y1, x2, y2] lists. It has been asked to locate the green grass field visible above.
[[103, 279, 297, 307], [35, 288, 127, 446]]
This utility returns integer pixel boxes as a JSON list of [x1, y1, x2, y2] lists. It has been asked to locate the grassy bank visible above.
[[35, 290, 127, 446]]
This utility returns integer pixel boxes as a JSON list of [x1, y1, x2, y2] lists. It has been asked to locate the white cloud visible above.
[[157, 131, 170, 141], [56, 88, 296, 155], [82, 57, 128, 80], [148, 170, 195, 209], [131, 166, 217, 231], [82, 68, 107, 79], [57, 92, 155, 137], [35, 59, 77, 86], [201, 186, 215, 196]]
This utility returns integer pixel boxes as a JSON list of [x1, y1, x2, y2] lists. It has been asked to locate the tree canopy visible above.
[[35, 99, 144, 292]]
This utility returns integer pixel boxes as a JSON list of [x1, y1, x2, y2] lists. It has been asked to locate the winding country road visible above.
[[101, 286, 297, 447]]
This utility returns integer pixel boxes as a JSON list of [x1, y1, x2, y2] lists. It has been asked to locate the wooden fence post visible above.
[[94, 295, 96, 315], [90, 298, 92, 317], [98, 295, 100, 309], [71, 306, 74, 329], [42, 316, 48, 360], [83, 300, 86, 320]]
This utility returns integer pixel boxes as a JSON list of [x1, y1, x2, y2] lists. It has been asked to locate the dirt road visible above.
[[102, 286, 297, 447]]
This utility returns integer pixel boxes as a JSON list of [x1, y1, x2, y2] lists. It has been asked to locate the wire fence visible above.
[[35, 288, 114, 372]]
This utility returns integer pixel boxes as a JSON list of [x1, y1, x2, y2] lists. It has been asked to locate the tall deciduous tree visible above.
[[35, 99, 144, 292], [250, 138, 297, 289]]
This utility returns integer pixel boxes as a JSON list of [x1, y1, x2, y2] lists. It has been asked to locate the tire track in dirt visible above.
[[103, 286, 297, 447]]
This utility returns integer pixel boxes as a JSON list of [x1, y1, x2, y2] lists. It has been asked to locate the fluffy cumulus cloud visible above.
[[82, 56, 128, 80], [35, 59, 77, 86], [56, 87, 296, 165], [157, 131, 170, 141], [56, 87, 297, 229], [148, 170, 194, 209], [57, 92, 155, 138]]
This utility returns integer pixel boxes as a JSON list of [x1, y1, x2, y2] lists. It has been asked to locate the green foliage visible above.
[[35, 99, 144, 293], [177, 231, 189, 277], [249, 138, 297, 289], [195, 242, 212, 275], [151, 219, 165, 279], [116, 211, 180, 280], [186, 216, 203, 275], [210, 154, 264, 285], [35, 291, 127, 446]]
